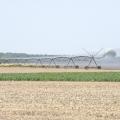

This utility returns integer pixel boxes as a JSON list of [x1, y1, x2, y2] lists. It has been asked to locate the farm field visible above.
[[0, 72, 120, 81], [0, 82, 120, 120], [0, 66, 120, 73], [0, 66, 120, 120]]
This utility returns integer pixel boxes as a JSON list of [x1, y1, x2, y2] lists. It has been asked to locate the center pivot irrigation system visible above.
[[0, 49, 105, 69], [82, 48, 104, 69]]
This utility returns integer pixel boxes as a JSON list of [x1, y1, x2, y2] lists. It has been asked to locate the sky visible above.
[[0, 0, 120, 55]]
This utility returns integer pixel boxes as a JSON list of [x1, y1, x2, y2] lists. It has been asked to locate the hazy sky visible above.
[[0, 0, 120, 54]]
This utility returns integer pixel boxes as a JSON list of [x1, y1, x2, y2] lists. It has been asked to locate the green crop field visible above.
[[0, 72, 120, 81]]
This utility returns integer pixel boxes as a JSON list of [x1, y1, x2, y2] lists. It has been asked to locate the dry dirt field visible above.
[[0, 82, 120, 120], [0, 66, 120, 73]]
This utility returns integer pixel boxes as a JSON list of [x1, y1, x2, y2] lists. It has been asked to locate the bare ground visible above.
[[0, 67, 120, 73], [0, 82, 120, 120]]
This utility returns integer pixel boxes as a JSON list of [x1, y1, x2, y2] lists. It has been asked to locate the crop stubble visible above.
[[0, 82, 120, 120], [0, 67, 120, 73]]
